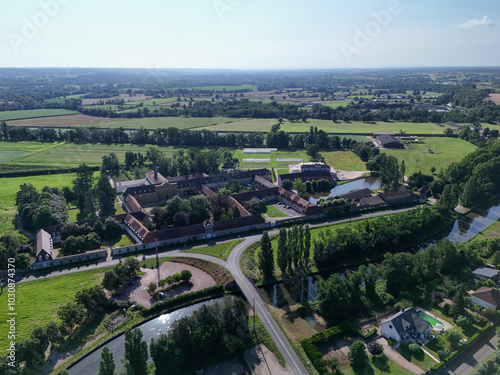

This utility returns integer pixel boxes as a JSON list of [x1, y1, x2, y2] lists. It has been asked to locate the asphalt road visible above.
[[9, 205, 422, 375], [441, 326, 499, 375]]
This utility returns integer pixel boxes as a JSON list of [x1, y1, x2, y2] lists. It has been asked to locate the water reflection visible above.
[[309, 177, 381, 204], [261, 198, 500, 307], [69, 297, 229, 375]]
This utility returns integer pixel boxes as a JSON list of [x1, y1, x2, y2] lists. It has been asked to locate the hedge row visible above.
[[358, 328, 377, 339], [0, 165, 100, 177], [142, 284, 225, 315], [300, 323, 350, 374]]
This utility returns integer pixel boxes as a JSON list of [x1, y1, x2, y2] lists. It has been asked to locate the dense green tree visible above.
[[348, 341, 369, 371], [277, 228, 288, 274], [72, 164, 95, 211], [258, 232, 274, 279], [96, 173, 116, 214], [150, 336, 185, 375], [98, 346, 116, 375], [124, 329, 148, 375]]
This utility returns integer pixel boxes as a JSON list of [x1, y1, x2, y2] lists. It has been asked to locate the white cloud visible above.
[[458, 16, 495, 29]]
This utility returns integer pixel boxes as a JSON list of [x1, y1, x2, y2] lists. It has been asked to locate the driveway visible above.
[[375, 337, 425, 375]]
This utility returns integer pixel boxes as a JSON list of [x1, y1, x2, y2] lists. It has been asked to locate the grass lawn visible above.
[[321, 150, 367, 171], [0, 109, 79, 121], [474, 218, 500, 240], [341, 355, 415, 375], [382, 137, 477, 175], [397, 344, 438, 370], [264, 205, 287, 218], [109, 234, 134, 247], [0, 267, 110, 351], [183, 239, 243, 260]]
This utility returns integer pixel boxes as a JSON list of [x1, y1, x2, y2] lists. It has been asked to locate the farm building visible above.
[[376, 134, 405, 149], [34, 229, 53, 263], [469, 287, 500, 308]]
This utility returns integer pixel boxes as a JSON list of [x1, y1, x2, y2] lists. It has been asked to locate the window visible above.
[[389, 325, 393, 329]]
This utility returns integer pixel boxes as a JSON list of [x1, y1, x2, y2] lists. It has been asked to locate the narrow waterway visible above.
[[68, 297, 230, 375], [260, 198, 500, 309], [308, 177, 381, 204]]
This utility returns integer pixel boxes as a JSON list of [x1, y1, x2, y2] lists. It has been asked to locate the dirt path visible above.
[[336, 170, 368, 180], [113, 262, 216, 308]]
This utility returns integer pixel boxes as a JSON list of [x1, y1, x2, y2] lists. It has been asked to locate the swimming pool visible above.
[[417, 310, 444, 328]]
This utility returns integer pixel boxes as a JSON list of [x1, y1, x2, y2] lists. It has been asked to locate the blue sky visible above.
[[0, 0, 498, 69]]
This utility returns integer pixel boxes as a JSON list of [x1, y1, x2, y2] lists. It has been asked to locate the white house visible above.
[[381, 307, 431, 342], [469, 287, 500, 309], [34, 229, 53, 263]]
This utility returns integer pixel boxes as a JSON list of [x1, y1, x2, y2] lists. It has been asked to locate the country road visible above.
[[8, 205, 422, 374]]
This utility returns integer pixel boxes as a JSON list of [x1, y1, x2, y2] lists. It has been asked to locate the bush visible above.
[[409, 343, 421, 356], [437, 350, 448, 361]]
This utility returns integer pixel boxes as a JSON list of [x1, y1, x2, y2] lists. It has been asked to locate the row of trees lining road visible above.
[[17, 184, 69, 232]]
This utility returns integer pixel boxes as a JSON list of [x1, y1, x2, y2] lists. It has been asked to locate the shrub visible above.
[[409, 343, 421, 356]]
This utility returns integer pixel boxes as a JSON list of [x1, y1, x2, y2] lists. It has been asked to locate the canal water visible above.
[[259, 197, 500, 309], [309, 177, 381, 204], [68, 297, 230, 375]]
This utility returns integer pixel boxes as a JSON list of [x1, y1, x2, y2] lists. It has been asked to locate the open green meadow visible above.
[[382, 137, 477, 175], [0, 109, 79, 121], [0, 267, 109, 351], [0, 172, 94, 231], [0, 142, 190, 168], [320, 150, 368, 171], [92, 116, 247, 130]]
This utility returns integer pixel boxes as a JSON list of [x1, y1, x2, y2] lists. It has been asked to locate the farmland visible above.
[[6, 115, 247, 130], [198, 119, 451, 134], [0, 109, 79, 121], [320, 150, 368, 171], [0, 141, 191, 168], [382, 137, 478, 175], [0, 267, 109, 351]]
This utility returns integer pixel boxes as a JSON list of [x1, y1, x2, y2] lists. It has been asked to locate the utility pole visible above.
[[253, 296, 256, 333], [155, 239, 160, 282]]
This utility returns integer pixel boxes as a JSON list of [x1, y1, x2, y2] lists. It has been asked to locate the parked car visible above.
[[159, 292, 165, 299]]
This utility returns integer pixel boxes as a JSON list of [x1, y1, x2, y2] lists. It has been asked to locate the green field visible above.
[[233, 149, 310, 170], [0, 142, 190, 167], [382, 137, 477, 175], [0, 172, 91, 232], [0, 109, 79, 121], [321, 150, 367, 171], [96, 116, 247, 130], [183, 239, 243, 260], [0, 267, 109, 351], [198, 119, 451, 135]]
